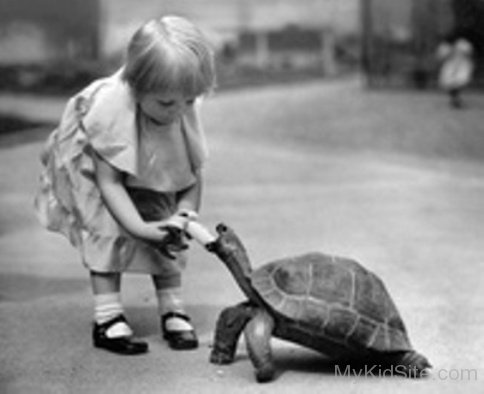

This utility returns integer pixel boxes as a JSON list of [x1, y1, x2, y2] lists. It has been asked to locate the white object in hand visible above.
[[166, 215, 188, 230], [186, 221, 216, 246]]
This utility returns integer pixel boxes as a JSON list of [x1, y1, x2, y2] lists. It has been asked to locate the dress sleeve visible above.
[[80, 76, 138, 176]]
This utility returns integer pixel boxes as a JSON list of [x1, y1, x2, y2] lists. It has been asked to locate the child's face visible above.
[[138, 91, 196, 126]]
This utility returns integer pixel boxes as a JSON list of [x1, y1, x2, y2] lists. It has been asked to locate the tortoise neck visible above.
[[208, 239, 259, 302], [226, 258, 257, 300]]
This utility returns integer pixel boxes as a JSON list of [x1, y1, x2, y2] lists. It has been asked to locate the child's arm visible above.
[[176, 170, 203, 218], [94, 153, 171, 241]]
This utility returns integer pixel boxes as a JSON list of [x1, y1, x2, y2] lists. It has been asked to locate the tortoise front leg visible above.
[[210, 302, 255, 364], [244, 309, 276, 383]]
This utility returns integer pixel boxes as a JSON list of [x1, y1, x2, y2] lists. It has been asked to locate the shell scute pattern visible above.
[[354, 272, 390, 323], [271, 256, 311, 296], [389, 327, 411, 349], [323, 307, 358, 341], [251, 252, 412, 352], [347, 316, 379, 348], [309, 258, 353, 307], [300, 298, 330, 329], [370, 326, 390, 349], [278, 297, 306, 322]]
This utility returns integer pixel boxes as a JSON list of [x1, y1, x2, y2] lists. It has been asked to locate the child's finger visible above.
[[158, 246, 177, 260], [177, 209, 199, 221]]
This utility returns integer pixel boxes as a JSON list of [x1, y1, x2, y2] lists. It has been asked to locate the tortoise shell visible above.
[[250, 252, 412, 352]]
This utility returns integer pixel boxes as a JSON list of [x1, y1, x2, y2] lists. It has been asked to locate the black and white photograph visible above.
[[0, 0, 483, 393]]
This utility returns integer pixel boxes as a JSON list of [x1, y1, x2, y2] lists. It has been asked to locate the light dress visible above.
[[437, 39, 474, 90], [34, 69, 208, 275]]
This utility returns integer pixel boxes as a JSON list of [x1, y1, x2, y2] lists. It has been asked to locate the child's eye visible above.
[[186, 98, 195, 106]]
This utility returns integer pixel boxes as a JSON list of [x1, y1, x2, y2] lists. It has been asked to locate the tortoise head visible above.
[[207, 223, 253, 275], [206, 223, 259, 301]]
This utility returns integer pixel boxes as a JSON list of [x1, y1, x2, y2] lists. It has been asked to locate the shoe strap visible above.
[[97, 314, 131, 336], [162, 311, 191, 325]]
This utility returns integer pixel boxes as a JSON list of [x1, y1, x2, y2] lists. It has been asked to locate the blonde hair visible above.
[[123, 16, 216, 97]]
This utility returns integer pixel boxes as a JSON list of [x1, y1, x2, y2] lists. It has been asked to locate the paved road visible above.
[[1, 81, 483, 393]]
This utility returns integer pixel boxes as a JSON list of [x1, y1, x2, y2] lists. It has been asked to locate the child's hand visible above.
[[140, 214, 188, 241], [141, 221, 174, 242], [157, 226, 189, 259], [145, 216, 191, 259]]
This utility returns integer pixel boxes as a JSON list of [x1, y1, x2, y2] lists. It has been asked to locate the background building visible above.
[[4, 0, 481, 91], [0, 0, 359, 92], [361, 0, 483, 89]]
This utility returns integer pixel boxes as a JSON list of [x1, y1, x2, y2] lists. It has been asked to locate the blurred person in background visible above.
[[436, 34, 474, 108], [34, 15, 216, 355]]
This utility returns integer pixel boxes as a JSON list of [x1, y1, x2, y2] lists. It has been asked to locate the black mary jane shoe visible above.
[[162, 311, 199, 350], [93, 315, 148, 355]]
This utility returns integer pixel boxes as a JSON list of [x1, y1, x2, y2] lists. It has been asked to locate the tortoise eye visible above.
[[216, 223, 228, 233]]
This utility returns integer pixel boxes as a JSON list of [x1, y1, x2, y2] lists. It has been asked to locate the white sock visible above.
[[156, 287, 193, 332], [94, 293, 132, 338]]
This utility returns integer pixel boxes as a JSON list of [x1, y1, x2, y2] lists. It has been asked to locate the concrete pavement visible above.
[[1, 80, 484, 393]]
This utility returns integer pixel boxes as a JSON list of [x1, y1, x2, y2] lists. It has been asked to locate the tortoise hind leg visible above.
[[210, 302, 255, 364], [383, 350, 432, 378], [244, 309, 276, 383]]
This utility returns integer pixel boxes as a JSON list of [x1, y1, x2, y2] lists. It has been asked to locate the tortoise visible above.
[[189, 223, 431, 383]]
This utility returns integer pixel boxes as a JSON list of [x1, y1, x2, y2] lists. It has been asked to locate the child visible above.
[[34, 16, 216, 355], [437, 36, 474, 108]]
